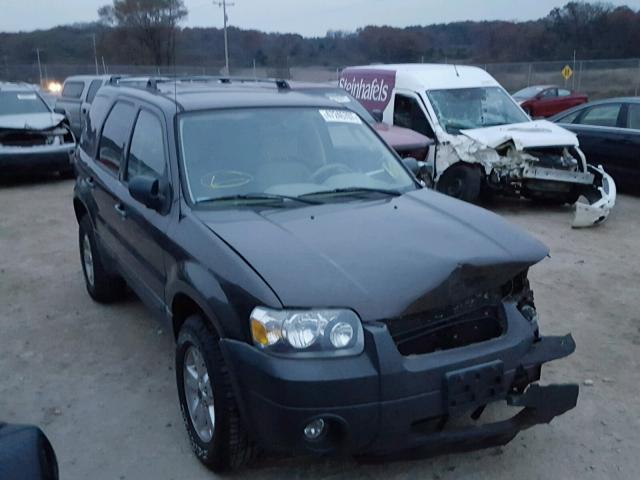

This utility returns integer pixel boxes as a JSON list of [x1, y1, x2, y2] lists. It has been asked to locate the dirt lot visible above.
[[1, 176, 639, 479]]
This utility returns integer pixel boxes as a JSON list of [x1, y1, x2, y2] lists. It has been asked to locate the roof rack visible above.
[[112, 75, 291, 92]]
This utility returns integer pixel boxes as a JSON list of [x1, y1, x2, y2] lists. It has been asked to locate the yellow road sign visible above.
[[562, 65, 574, 81]]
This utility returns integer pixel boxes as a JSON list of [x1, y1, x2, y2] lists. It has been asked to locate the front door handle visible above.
[[114, 203, 127, 219]]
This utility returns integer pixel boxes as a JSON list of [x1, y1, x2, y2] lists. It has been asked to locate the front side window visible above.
[[512, 86, 545, 100], [541, 88, 558, 98], [127, 110, 166, 179], [85, 80, 103, 104], [579, 104, 621, 128], [393, 94, 432, 137], [427, 87, 529, 134], [178, 107, 415, 204], [0, 91, 50, 115], [61, 81, 85, 99], [98, 101, 135, 174]]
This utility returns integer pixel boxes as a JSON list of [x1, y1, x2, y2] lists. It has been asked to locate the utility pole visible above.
[[36, 48, 43, 86], [215, 0, 235, 75], [92, 34, 99, 75]]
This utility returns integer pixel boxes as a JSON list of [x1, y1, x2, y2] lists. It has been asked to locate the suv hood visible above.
[[0, 113, 65, 131], [460, 120, 579, 150], [196, 189, 548, 321]]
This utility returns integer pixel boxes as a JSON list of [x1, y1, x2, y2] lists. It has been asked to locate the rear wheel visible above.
[[436, 164, 482, 203], [78, 215, 125, 302], [176, 315, 256, 472]]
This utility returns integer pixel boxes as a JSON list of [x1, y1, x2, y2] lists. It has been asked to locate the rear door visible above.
[[92, 100, 137, 262], [57, 80, 86, 137], [113, 106, 172, 313]]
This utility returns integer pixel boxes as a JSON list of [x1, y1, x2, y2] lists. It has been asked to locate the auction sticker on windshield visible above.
[[319, 109, 362, 124]]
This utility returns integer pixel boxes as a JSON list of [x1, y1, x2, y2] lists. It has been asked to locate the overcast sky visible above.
[[2, 0, 639, 36]]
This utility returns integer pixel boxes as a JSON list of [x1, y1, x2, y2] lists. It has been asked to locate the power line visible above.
[[214, 0, 235, 75]]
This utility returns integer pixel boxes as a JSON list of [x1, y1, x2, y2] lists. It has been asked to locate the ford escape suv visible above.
[[73, 77, 578, 472]]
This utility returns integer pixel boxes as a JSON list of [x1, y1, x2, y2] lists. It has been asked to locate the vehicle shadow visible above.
[[0, 172, 73, 188]]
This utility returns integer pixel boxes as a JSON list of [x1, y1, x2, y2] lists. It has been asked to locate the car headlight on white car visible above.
[[250, 307, 364, 357]]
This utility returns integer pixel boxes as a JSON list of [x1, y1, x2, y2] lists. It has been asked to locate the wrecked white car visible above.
[[339, 64, 616, 227], [0, 82, 76, 176]]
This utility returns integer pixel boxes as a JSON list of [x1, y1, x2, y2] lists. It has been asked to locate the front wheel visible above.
[[176, 315, 256, 472], [436, 164, 482, 203]]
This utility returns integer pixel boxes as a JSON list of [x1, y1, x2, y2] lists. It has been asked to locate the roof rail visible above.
[[114, 75, 291, 91]]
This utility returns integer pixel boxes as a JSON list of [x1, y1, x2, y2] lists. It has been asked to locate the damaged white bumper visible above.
[[572, 165, 616, 228]]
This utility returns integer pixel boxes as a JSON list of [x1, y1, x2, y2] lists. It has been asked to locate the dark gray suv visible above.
[[73, 77, 578, 472]]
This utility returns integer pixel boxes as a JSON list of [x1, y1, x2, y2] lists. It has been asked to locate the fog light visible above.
[[303, 418, 326, 441], [520, 305, 538, 323]]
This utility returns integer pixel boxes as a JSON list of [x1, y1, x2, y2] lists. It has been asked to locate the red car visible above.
[[513, 85, 588, 118]]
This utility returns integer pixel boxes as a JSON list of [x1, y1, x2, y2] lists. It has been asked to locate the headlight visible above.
[[250, 307, 364, 357]]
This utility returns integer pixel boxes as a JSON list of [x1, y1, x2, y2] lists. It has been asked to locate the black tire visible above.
[[176, 315, 256, 472], [78, 215, 126, 303], [436, 163, 482, 203]]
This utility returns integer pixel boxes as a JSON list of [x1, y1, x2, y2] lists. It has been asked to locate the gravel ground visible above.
[[1, 175, 639, 479]]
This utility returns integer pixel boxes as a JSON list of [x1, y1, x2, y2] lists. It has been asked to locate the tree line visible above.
[[1, 1, 639, 71]]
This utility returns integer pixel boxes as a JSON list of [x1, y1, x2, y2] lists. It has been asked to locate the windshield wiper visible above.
[[300, 187, 403, 198], [197, 193, 321, 205]]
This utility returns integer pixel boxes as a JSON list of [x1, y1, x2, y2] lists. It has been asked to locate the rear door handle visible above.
[[114, 203, 127, 219]]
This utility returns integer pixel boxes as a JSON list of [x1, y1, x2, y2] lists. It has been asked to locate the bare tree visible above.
[[98, 0, 187, 65]]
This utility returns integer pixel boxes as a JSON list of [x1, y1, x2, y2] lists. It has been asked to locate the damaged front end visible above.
[[434, 120, 616, 228], [0, 114, 76, 175]]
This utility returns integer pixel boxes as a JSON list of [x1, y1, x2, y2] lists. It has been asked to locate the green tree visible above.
[[98, 0, 187, 65]]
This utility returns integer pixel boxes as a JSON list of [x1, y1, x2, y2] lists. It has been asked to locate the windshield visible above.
[[427, 87, 529, 134], [0, 91, 50, 115], [513, 86, 546, 99], [178, 107, 415, 204], [301, 89, 376, 124]]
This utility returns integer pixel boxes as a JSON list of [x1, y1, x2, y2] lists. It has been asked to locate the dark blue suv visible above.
[[73, 78, 578, 472]]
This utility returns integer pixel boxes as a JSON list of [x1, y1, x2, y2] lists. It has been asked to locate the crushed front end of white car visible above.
[[432, 120, 616, 228]]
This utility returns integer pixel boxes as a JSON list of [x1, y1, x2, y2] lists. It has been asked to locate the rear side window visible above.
[[393, 94, 433, 137], [85, 80, 103, 104], [558, 89, 571, 97], [627, 104, 640, 130], [98, 101, 136, 175], [80, 94, 111, 155], [61, 81, 85, 99], [579, 104, 621, 128], [126, 110, 166, 179]]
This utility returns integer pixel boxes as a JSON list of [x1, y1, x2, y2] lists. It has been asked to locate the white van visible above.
[[339, 64, 615, 227]]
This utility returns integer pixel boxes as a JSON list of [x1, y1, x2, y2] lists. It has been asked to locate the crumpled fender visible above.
[[572, 165, 617, 228]]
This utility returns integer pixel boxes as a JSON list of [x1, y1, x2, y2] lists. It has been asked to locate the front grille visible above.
[[0, 132, 48, 146], [386, 294, 506, 356]]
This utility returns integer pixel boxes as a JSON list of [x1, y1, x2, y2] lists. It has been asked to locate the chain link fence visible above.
[[3, 58, 639, 99]]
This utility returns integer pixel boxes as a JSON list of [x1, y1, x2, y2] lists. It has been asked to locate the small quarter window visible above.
[[98, 101, 136, 175], [127, 110, 166, 179]]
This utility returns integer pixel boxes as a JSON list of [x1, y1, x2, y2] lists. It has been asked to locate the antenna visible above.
[[214, 0, 235, 75], [453, 64, 460, 77]]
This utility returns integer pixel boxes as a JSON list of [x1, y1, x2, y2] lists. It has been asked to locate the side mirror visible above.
[[129, 175, 166, 211], [53, 106, 66, 116], [402, 157, 420, 176], [371, 109, 383, 123]]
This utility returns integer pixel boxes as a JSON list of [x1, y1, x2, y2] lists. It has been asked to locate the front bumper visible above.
[[572, 164, 617, 228], [0, 143, 75, 174], [220, 303, 578, 457]]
